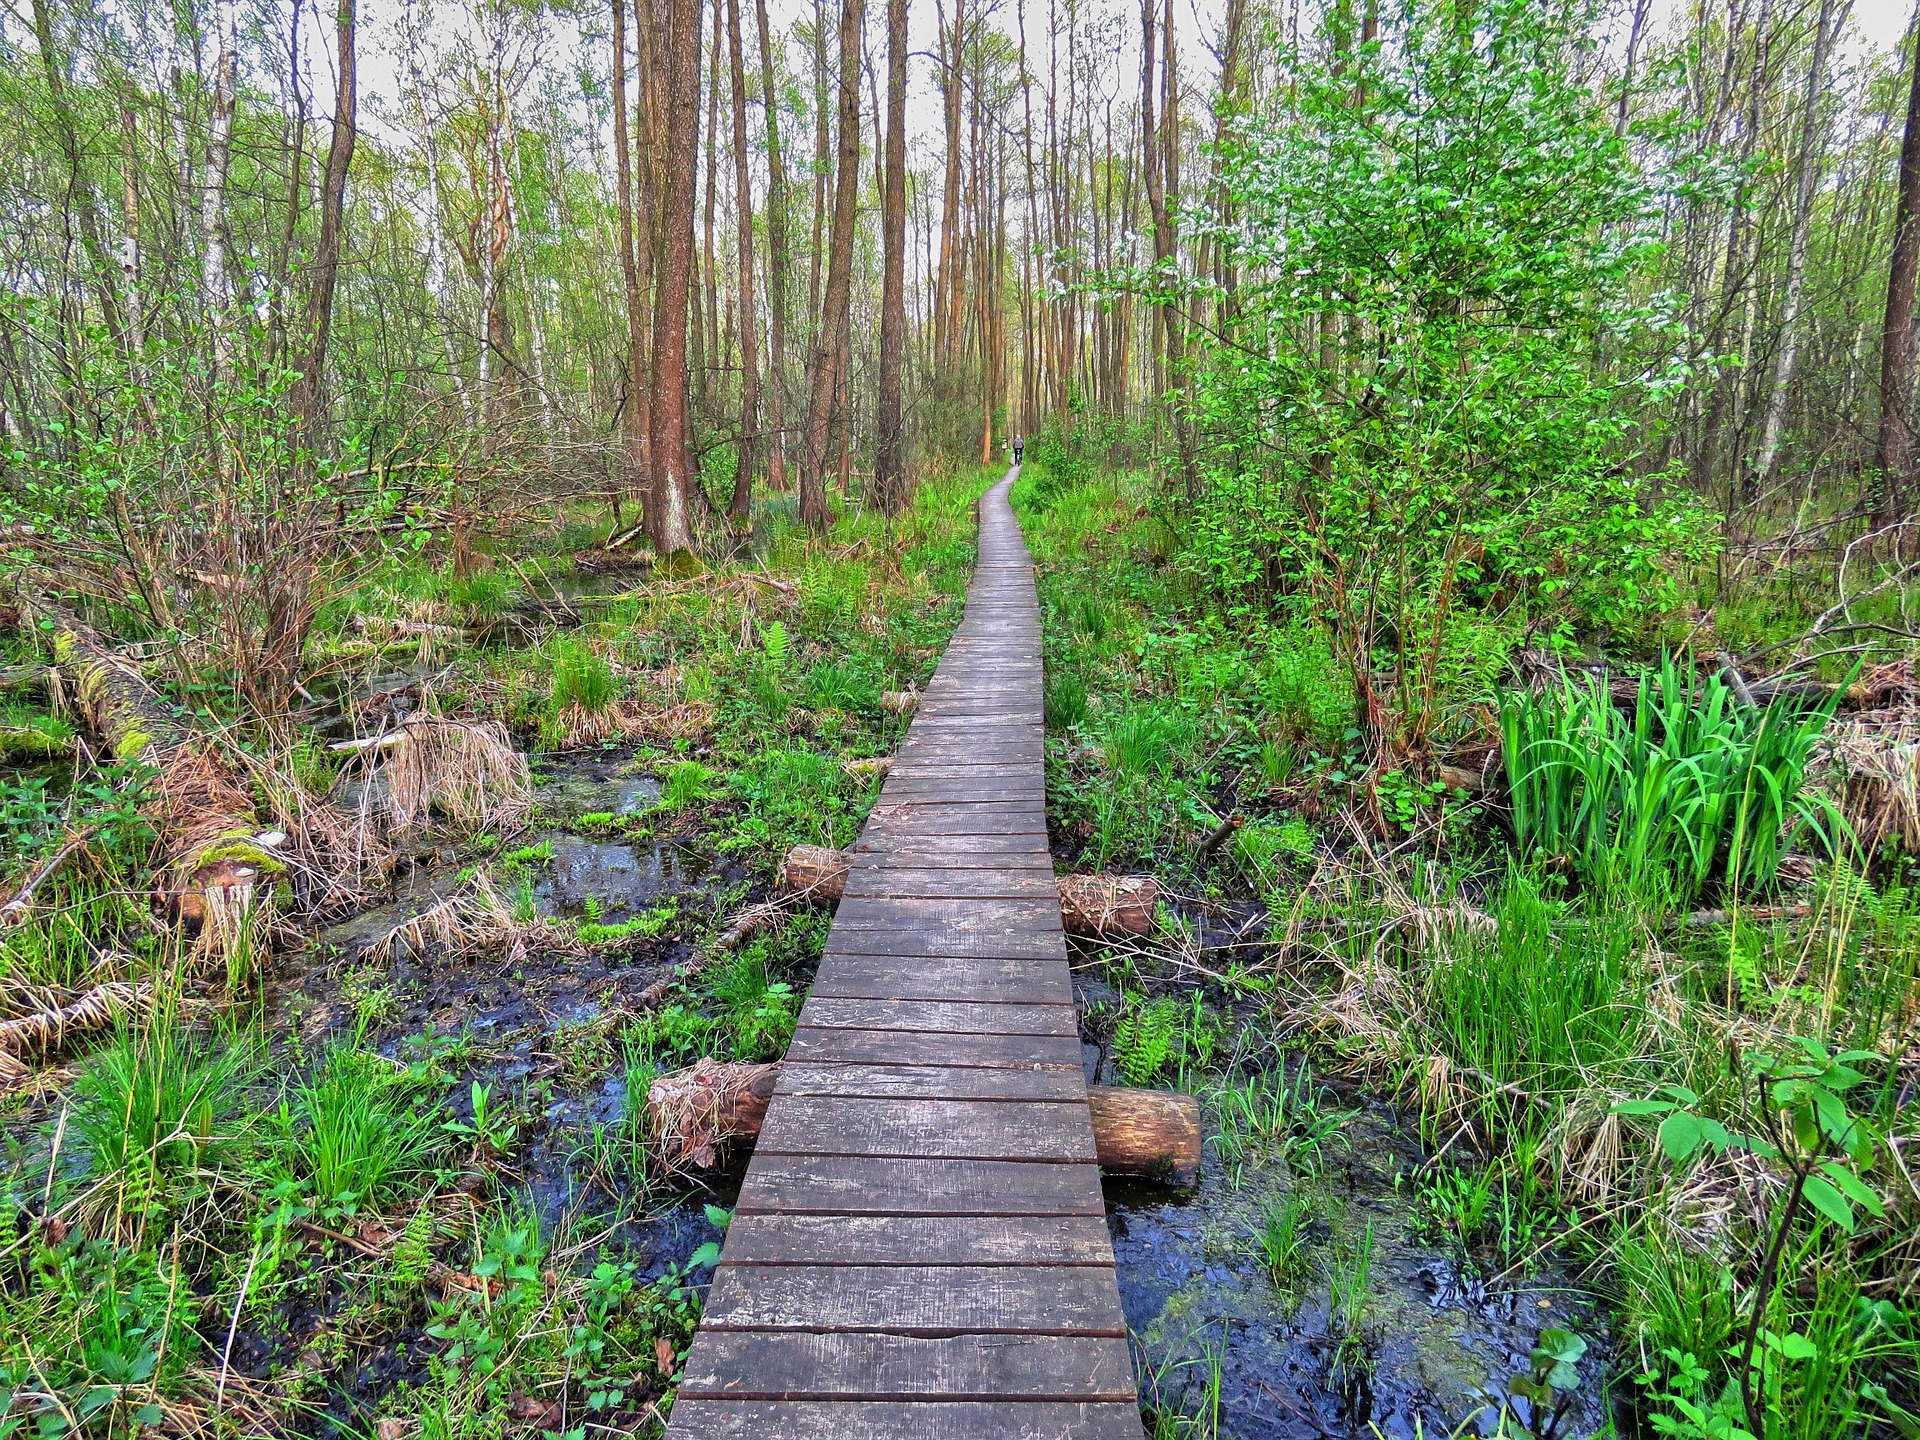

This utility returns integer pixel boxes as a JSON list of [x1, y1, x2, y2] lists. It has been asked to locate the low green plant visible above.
[[1492, 1327, 1589, 1439], [709, 947, 797, 1060], [578, 899, 679, 946], [549, 637, 619, 715], [1500, 656, 1846, 902], [1615, 1038, 1887, 1439], [1326, 1223, 1374, 1385], [71, 1012, 254, 1232], [275, 1038, 442, 1213], [1044, 671, 1089, 731], [659, 760, 718, 809], [1256, 1192, 1311, 1291], [445, 567, 516, 618]]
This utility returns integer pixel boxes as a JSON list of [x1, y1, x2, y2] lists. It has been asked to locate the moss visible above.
[[190, 836, 288, 877]]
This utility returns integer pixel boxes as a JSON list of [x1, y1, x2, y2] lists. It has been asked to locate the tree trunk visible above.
[[935, 0, 966, 369], [202, 0, 241, 382], [648, 0, 704, 559], [291, 0, 358, 436], [612, 0, 651, 510], [30, 0, 126, 348], [755, 0, 792, 492], [1752, 0, 1846, 491], [873, 0, 910, 513], [727, 0, 762, 522], [1877, 7, 1920, 529], [799, 0, 863, 530]]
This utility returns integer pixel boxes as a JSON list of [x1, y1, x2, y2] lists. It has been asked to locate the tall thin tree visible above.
[[800, 0, 864, 529], [291, 0, 358, 435], [1877, 5, 1920, 528], [874, 0, 910, 512], [727, 0, 762, 521]]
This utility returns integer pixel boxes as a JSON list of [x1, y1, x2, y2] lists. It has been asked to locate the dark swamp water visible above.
[[255, 749, 1614, 1437]]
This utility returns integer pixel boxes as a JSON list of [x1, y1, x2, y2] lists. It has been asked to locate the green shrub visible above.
[[446, 568, 516, 618], [1044, 672, 1089, 731], [1261, 630, 1351, 750], [549, 638, 619, 714], [659, 760, 718, 809]]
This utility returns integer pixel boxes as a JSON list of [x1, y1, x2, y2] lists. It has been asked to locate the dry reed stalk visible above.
[[385, 715, 531, 835]]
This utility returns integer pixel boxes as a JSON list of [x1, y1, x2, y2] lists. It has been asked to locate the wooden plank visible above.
[[702, 1264, 1126, 1335], [666, 1399, 1144, 1440], [775, 1061, 1086, 1100], [734, 1154, 1105, 1216], [809, 958, 1071, 1004], [829, 897, 1060, 931], [721, 1212, 1111, 1266], [756, 1096, 1097, 1161], [783, 1027, 1083, 1068], [676, 1332, 1138, 1402], [797, 998, 1078, 1037], [820, 929, 1066, 961], [842, 869, 1059, 901]]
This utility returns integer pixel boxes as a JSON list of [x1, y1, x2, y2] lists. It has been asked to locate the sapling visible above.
[[1615, 1038, 1885, 1439]]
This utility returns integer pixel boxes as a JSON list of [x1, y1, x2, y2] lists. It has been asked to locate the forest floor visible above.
[[1, 462, 1916, 1440]]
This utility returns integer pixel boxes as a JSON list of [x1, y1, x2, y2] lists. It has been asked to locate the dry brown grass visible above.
[[385, 715, 531, 836]]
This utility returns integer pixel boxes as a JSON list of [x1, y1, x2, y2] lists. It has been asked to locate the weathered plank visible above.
[[773, 1061, 1085, 1100], [808, 958, 1071, 1004], [717, 1213, 1113, 1266], [783, 1026, 1083, 1068], [666, 1399, 1144, 1440], [756, 1096, 1098, 1161], [676, 1332, 1138, 1401], [734, 1154, 1106, 1216], [702, 1264, 1127, 1335], [796, 998, 1078, 1037]]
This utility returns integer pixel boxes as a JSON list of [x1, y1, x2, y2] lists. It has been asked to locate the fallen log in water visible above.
[[777, 844, 1158, 935], [647, 1058, 1200, 1184], [25, 602, 283, 958]]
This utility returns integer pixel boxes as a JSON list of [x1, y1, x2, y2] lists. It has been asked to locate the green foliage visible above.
[[1255, 1192, 1311, 1292], [548, 637, 619, 715], [707, 947, 797, 1061], [445, 567, 516, 619], [726, 743, 856, 855], [272, 1038, 443, 1212], [659, 759, 718, 809], [71, 1014, 253, 1222], [1185, 0, 1711, 752], [577, 898, 679, 946], [1111, 992, 1219, 1087], [1044, 671, 1089, 731], [1501, 657, 1845, 901]]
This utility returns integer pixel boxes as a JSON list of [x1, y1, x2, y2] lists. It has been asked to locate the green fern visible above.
[[1113, 997, 1181, 1086], [762, 620, 790, 670]]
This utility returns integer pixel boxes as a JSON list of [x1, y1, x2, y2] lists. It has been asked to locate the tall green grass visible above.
[[1501, 656, 1844, 902]]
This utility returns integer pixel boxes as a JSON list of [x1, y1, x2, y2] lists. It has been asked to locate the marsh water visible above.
[[259, 749, 1614, 1438]]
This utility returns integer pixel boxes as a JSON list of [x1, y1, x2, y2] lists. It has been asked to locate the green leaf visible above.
[[1658, 1111, 1706, 1163], [1817, 1162, 1883, 1218], [1801, 1175, 1856, 1234], [687, 1241, 721, 1269], [1613, 1099, 1673, 1116], [704, 1203, 733, 1229]]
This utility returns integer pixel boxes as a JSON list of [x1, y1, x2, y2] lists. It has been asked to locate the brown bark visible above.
[[934, 0, 966, 368], [727, 0, 762, 522], [650, 1060, 1201, 1184], [799, 0, 863, 530], [648, 0, 704, 559], [1878, 17, 1920, 527], [872, 0, 910, 513], [291, 0, 358, 435], [612, 0, 651, 510], [777, 845, 1158, 934]]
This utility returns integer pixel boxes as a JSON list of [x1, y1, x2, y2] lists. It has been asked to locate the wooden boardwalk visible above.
[[667, 472, 1141, 1439]]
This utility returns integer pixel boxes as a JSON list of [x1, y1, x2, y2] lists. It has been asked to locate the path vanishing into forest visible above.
[[666, 470, 1142, 1438]]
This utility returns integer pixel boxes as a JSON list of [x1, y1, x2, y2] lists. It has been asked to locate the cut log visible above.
[[776, 846, 1158, 936], [778, 844, 852, 899], [645, 1059, 1200, 1184], [1086, 1085, 1201, 1186], [1054, 873, 1158, 936]]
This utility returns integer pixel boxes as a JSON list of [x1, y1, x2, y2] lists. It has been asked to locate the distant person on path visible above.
[[1012, 434, 1024, 465]]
